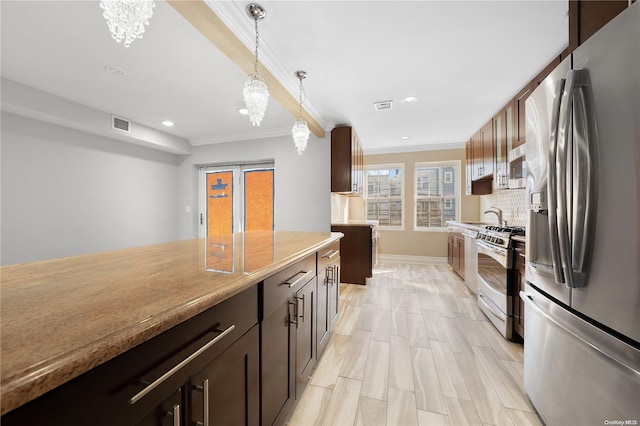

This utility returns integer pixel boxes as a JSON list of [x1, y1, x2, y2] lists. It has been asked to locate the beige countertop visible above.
[[0, 231, 342, 415], [447, 220, 491, 232]]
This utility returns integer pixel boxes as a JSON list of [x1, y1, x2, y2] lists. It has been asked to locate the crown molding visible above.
[[170, 0, 328, 138], [363, 142, 466, 155]]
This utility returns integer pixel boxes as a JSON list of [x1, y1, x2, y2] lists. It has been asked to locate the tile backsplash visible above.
[[331, 193, 349, 223], [480, 189, 527, 227]]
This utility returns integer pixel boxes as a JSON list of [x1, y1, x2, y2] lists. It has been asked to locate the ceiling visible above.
[[1, 1, 568, 154]]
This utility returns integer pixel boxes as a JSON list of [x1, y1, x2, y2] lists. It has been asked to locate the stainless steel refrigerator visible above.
[[522, 3, 640, 424]]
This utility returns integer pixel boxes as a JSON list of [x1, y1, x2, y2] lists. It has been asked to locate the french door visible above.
[[198, 163, 274, 238]]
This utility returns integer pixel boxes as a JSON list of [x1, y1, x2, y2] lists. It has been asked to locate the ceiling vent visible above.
[[374, 100, 393, 111], [111, 115, 131, 133]]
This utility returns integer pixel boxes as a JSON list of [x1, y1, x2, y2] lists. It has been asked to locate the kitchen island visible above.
[[1, 231, 342, 424]]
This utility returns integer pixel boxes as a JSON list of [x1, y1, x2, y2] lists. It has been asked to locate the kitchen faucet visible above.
[[484, 207, 506, 226]]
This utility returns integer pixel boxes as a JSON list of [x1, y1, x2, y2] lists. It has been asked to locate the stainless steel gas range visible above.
[[475, 225, 525, 341]]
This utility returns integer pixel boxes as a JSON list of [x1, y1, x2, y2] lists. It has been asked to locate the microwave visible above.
[[508, 144, 526, 189]]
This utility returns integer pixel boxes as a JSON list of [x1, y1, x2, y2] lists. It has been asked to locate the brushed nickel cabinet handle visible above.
[[288, 299, 298, 327], [129, 325, 235, 405], [193, 378, 210, 426], [297, 294, 305, 322], [166, 404, 180, 426], [321, 249, 339, 259], [282, 271, 310, 289]]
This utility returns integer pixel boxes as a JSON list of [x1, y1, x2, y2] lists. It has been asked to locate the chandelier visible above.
[[100, 0, 156, 48], [243, 3, 270, 126], [292, 70, 310, 155]]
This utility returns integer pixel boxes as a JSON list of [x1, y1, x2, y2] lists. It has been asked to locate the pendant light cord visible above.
[[254, 18, 259, 74]]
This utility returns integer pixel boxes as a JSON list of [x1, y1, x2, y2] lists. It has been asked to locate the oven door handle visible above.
[[476, 240, 509, 268], [478, 293, 507, 321]]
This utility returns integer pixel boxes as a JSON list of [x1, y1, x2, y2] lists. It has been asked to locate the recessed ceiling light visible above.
[[104, 65, 125, 75], [401, 136, 410, 140], [401, 96, 418, 104], [236, 107, 249, 115], [162, 120, 174, 127]]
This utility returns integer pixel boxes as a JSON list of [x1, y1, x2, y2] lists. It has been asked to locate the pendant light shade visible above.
[[292, 70, 310, 155], [243, 74, 270, 126], [100, 0, 155, 48], [243, 3, 269, 126]]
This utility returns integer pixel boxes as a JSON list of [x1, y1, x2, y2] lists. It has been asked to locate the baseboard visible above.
[[377, 254, 448, 265]]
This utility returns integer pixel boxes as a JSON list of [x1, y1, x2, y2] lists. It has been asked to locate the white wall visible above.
[[1, 112, 181, 265], [176, 133, 331, 240]]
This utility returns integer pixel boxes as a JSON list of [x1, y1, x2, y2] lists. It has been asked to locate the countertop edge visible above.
[[1, 232, 343, 415]]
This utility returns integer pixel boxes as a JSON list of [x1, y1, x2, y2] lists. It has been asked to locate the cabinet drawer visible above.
[[263, 254, 316, 319], [318, 241, 340, 271], [2, 286, 258, 426]]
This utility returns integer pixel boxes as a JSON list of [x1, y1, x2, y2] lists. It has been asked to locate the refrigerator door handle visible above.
[[547, 78, 567, 285], [570, 69, 598, 288], [556, 71, 578, 289]]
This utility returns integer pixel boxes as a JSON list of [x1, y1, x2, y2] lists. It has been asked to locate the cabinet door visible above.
[[189, 326, 260, 426], [514, 83, 533, 148], [480, 120, 494, 178], [295, 279, 317, 400], [447, 233, 454, 266], [330, 127, 353, 192], [457, 236, 465, 279], [317, 266, 330, 357], [328, 263, 340, 328], [136, 390, 182, 426], [493, 109, 508, 190], [512, 244, 526, 340], [261, 302, 295, 426], [471, 130, 483, 179]]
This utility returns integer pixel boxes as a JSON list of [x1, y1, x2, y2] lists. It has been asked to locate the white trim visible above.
[[377, 254, 448, 265], [364, 142, 465, 155]]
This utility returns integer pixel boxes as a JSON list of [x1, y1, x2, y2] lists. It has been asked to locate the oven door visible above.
[[476, 240, 512, 338]]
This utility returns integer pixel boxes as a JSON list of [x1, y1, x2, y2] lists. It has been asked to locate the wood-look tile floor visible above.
[[288, 263, 543, 426]]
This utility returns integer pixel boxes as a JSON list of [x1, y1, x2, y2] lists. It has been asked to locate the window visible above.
[[365, 165, 404, 229], [415, 161, 460, 231]]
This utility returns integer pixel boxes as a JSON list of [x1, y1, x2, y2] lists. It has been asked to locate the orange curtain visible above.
[[244, 169, 274, 231], [207, 171, 233, 236]]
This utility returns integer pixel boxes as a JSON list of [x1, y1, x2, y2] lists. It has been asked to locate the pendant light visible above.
[[99, 0, 155, 48], [243, 3, 269, 126], [292, 70, 310, 155]]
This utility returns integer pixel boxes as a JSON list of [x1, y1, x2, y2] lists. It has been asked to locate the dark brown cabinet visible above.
[[513, 82, 533, 149], [187, 326, 260, 426], [2, 286, 260, 426], [447, 231, 465, 279], [317, 243, 340, 358], [330, 224, 374, 285], [493, 106, 508, 190], [331, 126, 363, 195], [512, 240, 526, 341], [568, 0, 630, 53], [261, 255, 317, 426], [469, 121, 494, 182]]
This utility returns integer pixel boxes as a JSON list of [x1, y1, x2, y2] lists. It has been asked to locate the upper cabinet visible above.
[[331, 126, 363, 195], [470, 121, 493, 181], [568, 0, 631, 53], [493, 103, 512, 191], [513, 82, 533, 150]]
